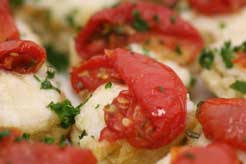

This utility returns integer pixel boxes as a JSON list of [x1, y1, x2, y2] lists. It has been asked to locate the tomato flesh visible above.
[[75, 2, 203, 64], [198, 98, 246, 151], [172, 143, 241, 164], [71, 49, 187, 149], [0, 0, 46, 74], [189, 0, 246, 15], [0, 0, 19, 42], [0, 129, 97, 164], [0, 40, 46, 73]]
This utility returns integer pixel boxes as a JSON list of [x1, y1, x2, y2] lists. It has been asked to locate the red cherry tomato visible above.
[[75, 2, 203, 64], [198, 98, 246, 151], [71, 49, 187, 149], [172, 143, 241, 164], [233, 52, 246, 68], [0, 40, 46, 74], [140, 0, 178, 7], [189, 0, 246, 15], [0, 129, 97, 164], [0, 0, 19, 42], [0, 0, 46, 74]]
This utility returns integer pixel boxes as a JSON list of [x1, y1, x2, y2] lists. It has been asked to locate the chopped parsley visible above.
[[175, 45, 182, 55], [159, 86, 164, 93], [42, 79, 60, 93], [15, 133, 30, 142], [220, 41, 235, 69], [9, 0, 25, 8], [46, 67, 56, 79], [234, 41, 246, 53], [189, 76, 197, 88], [105, 82, 112, 89], [142, 47, 150, 56], [0, 130, 10, 140], [95, 104, 100, 109], [79, 130, 88, 139], [200, 41, 246, 70], [218, 21, 226, 29], [230, 80, 246, 94], [183, 152, 195, 160], [45, 44, 69, 72], [132, 10, 149, 32], [43, 136, 55, 144], [59, 135, 67, 148], [199, 48, 214, 69], [34, 72, 61, 94], [66, 9, 79, 29], [48, 100, 82, 129], [22, 133, 30, 140], [185, 130, 200, 139], [152, 15, 159, 23], [169, 15, 176, 24]]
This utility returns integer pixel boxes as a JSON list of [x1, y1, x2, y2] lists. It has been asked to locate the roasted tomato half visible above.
[[0, 129, 97, 164], [172, 143, 241, 164], [71, 49, 187, 149], [189, 0, 246, 15], [75, 2, 204, 65], [0, 0, 46, 73], [198, 98, 246, 151]]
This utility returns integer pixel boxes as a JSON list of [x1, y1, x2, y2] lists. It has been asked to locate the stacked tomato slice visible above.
[[0, 0, 46, 74]]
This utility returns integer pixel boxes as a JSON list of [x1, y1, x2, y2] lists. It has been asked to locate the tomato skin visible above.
[[0, 0, 47, 74], [172, 143, 241, 164], [75, 2, 203, 64], [0, 129, 97, 164], [189, 0, 246, 15], [138, 0, 178, 7], [0, 0, 19, 42], [197, 98, 246, 151], [233, 53, 246, 68], [71, 48, 187, 149], [0, 40, 46, 73]]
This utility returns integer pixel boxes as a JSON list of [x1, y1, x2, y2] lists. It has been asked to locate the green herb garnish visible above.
[[15, 133, 30, 142], [220, 41, 235, 69], [132, 10, 149, 32], [152, 15, 159, 23], [34, 74, 60, 94], [59, 135, 66, 148], [105, 82, 112, 89], [79, 130, 88, 139], [230, 80, 246, 94], [43, 136, 55, 144], [95, 104, 100, 109], [47, 67, 56, 79], [142, 47, 150, 56], [66, 9, 79, 28], [199, 49, 214, 69], [9, 0, 24, 8], [159, 86, 164, 93], [48, 100, 82, 129], [169, 15, 176, 24], [219, 21, 226, 29], [0, 130, 10, 140], [189, 76, 197, 88], [184, 152, 195, 160], [175, 45, 182, 55], [234, 41, 246, 53]]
